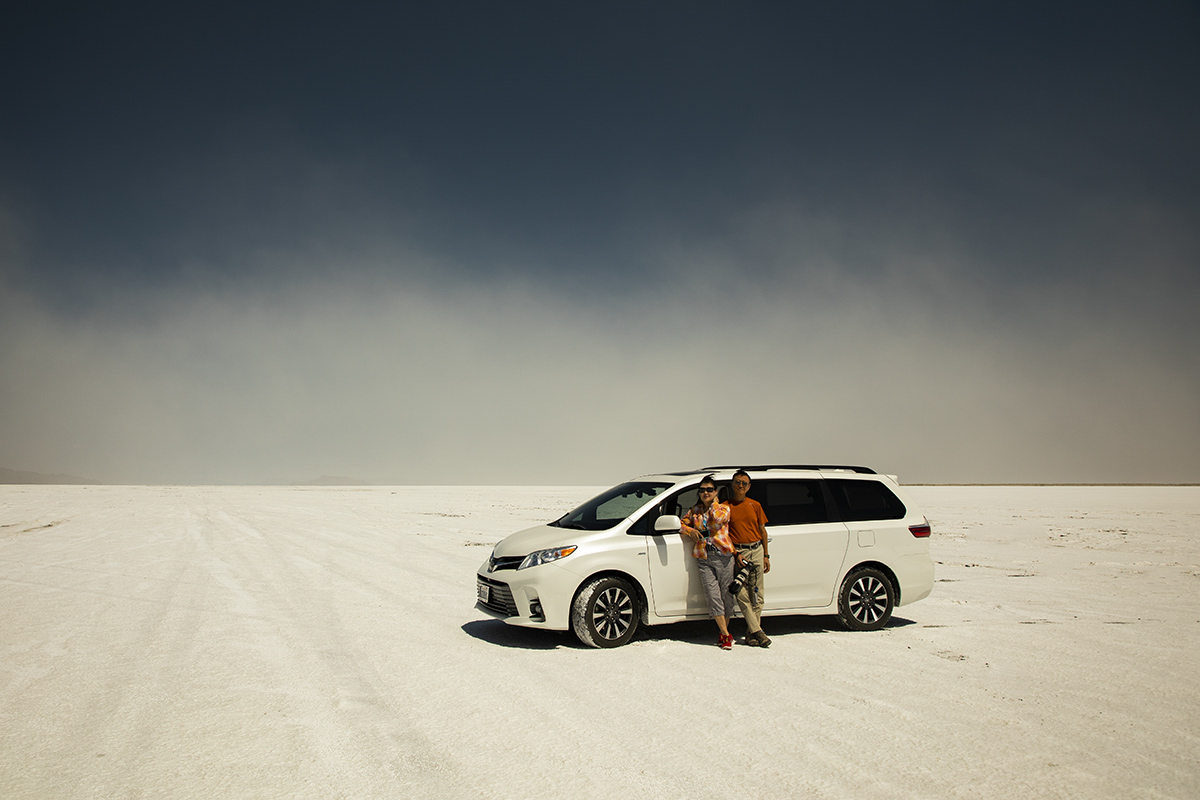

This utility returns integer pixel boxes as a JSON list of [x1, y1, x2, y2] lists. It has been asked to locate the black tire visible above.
[[571, 576, 639, 648], [837, 567, 895, 631]]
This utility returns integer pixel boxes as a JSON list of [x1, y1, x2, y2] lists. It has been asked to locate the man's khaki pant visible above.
[[735, 545, 765, 634]]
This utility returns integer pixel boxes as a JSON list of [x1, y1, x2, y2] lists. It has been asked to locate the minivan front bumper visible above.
[[475, 559, 580, 631]]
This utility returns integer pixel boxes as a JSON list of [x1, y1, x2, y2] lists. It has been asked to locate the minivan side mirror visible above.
[[653, 514, 682, 533]]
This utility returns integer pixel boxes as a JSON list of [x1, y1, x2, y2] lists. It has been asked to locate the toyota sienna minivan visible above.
[[475, 465, 934, 647]]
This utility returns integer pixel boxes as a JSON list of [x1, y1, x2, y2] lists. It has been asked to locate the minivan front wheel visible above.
[[571, 576, 639, 648], [837, 567, 895, 631]]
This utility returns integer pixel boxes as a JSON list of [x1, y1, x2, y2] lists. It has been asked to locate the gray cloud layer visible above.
[[1, 3, 1197, 483], [3, 227, 1196, 484]]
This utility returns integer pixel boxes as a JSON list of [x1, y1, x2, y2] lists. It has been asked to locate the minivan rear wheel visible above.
[[837, 567, 895, 631], [571, 576, 639, 648]]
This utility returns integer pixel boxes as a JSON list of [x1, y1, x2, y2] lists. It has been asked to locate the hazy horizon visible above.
[[4, 465, 1199, 489]]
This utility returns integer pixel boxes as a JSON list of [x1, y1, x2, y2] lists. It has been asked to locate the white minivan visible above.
[[475, 465, 934, 647]]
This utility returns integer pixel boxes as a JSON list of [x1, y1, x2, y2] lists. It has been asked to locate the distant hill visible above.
[[291, 475, 371, 486], [0, 468, 102, 485]]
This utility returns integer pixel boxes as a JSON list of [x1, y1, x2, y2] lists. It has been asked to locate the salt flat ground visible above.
[[1, 485, 1197, 799]]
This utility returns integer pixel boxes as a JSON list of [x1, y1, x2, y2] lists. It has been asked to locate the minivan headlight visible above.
[[518, 546, 578, 570]]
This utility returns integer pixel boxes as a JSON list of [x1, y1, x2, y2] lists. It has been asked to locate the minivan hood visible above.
[[492, 523, 599, 557]]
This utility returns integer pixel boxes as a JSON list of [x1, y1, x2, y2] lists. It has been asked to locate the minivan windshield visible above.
[[552, 482, 673, 531]]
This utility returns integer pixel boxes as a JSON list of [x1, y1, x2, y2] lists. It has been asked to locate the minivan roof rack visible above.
[[700, 464, 877, 475]]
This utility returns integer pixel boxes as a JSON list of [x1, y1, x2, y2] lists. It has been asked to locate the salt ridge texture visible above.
[[1, 485, 1197, 799]]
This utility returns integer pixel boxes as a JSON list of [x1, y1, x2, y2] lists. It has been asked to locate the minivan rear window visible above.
[[827, 479, 906, 521]]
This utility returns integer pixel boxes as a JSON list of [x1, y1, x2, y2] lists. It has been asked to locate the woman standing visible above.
[[680, 474, 739, 649]]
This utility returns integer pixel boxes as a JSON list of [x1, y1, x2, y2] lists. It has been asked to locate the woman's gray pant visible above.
[[698, 548, 737, 619]]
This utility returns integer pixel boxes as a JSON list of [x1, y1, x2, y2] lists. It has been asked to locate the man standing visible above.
[[727, 469, 771, 647]]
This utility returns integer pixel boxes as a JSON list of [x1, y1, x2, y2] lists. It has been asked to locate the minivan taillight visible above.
[[909, 518, 931, 538]]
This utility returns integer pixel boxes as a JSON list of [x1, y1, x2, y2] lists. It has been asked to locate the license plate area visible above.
[[477, 582, 490, 603]]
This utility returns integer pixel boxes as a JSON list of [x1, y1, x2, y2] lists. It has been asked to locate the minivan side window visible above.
[[628, 485, 705, 535], [749, 480, 831, 525], [826, 479, 906, 521]]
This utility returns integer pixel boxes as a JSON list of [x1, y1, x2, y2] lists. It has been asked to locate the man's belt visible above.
[[735, 541, 761, 550]]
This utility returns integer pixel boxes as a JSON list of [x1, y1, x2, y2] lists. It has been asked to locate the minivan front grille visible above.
[[489, 554, 525, 572], [477, 575, 518, 617]]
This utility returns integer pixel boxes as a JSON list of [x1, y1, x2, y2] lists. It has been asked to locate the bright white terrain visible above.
[[1, 484, 1197, 799]]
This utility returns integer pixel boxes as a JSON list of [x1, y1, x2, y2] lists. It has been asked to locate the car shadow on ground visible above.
[[463, 615, 916, 650], [461, 619, 581, 649], [635, 615, 916, 646]]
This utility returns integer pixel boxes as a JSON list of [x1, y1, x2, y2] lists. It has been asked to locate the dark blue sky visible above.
[[2, 3, 1198, 484]]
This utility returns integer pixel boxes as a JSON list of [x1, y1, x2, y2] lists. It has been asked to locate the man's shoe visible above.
[[744, 632, 761, 647], [756, 631, 772, 648]]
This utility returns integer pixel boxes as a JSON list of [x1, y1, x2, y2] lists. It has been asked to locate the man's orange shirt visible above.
[[726, 497, 767, 545]]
